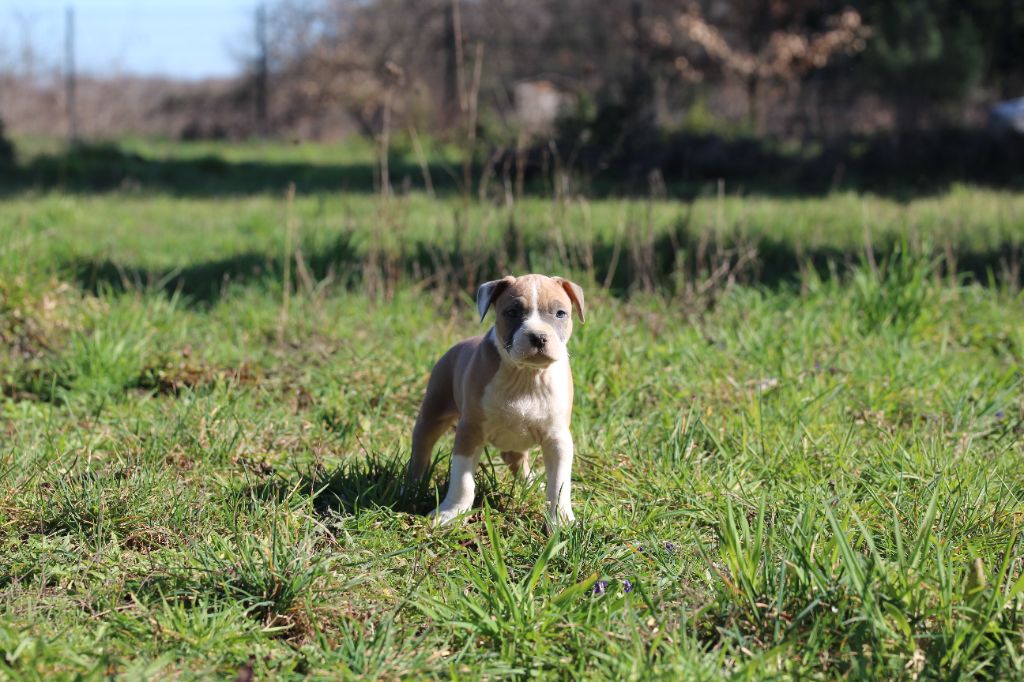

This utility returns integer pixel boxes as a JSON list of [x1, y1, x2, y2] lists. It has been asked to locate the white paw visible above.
[[431, 505, 471, 527], [546, 505, 576, 530]]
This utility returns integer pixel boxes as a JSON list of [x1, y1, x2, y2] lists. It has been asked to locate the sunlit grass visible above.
[[1, 159, 1023, 677]]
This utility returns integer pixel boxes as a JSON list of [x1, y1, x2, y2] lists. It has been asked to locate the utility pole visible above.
[[255, 3, 269, 136], [65, 5, 78, 144]]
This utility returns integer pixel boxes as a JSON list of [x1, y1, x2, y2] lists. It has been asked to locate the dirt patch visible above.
[[135, 347, 260, 396]]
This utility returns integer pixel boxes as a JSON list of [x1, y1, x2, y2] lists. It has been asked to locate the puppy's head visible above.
[[477, 274, 585, 368]]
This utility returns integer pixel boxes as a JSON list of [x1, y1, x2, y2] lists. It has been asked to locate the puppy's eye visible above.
[[556, 310, 568, 319], [504, 308, 522, 318]]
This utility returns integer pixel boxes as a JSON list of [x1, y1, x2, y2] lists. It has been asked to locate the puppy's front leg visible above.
[[432, 422, 482, 526], [542, 431, 576, 528]]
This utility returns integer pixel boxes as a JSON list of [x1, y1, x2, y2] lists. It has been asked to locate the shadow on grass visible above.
[[67, 221, 1024, 307], [567, 128, 1024, 201], [242, 451, 443, 518], [71, 231, 359, 304], [247, 449, 519, 521], [2, 142, 458, 197], [4, 129, 1024, 200], [302, 452, 443, 517]]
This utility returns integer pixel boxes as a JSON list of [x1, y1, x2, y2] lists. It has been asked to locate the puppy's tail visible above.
[[407, 411, 452, 483]]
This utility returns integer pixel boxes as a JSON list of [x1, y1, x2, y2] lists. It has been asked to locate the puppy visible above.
[[407, 274, 585, 527]]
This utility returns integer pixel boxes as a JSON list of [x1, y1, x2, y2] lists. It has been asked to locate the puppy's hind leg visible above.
[[500, 451, 533, 481], [408, 354, 457, 483], [409, 408, 456, 483]]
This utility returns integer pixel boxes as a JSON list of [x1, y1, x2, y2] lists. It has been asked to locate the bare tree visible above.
[[664, 2, 869, 133], [266, 0, 450, 137]]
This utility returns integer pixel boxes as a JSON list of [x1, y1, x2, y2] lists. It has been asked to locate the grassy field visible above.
[[2, 139, 1024, 679]]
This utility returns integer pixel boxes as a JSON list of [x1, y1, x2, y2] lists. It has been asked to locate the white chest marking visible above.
[[480, 357, 571, 452]]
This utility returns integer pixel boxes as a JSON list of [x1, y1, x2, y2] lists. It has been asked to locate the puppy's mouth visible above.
[[504, 341, 560, 366], [520, 352, 558, 366]]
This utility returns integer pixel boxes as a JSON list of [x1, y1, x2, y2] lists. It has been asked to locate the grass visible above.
[[1, 138, 1023, 679]]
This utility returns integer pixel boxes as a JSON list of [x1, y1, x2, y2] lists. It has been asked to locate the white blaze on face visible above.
[[524, 278, 540, 329]]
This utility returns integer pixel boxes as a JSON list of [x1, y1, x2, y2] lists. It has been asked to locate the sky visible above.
[[0, 0, 258, 80]]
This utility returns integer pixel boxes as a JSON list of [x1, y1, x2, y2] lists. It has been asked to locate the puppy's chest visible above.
[[480, 374, 570, 450]]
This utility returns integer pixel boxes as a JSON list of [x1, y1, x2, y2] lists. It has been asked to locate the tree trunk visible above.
[[442, 2, 460, 128], [626, 0, 655, 138], [746, 75, 761, 135]]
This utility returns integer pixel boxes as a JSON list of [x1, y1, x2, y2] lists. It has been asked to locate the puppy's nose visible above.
[[527, 332, 548, 349]]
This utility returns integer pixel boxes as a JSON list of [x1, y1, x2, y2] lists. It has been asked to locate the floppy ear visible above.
[[476, 276, 515, 322], [554, 277, 585, 323]]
